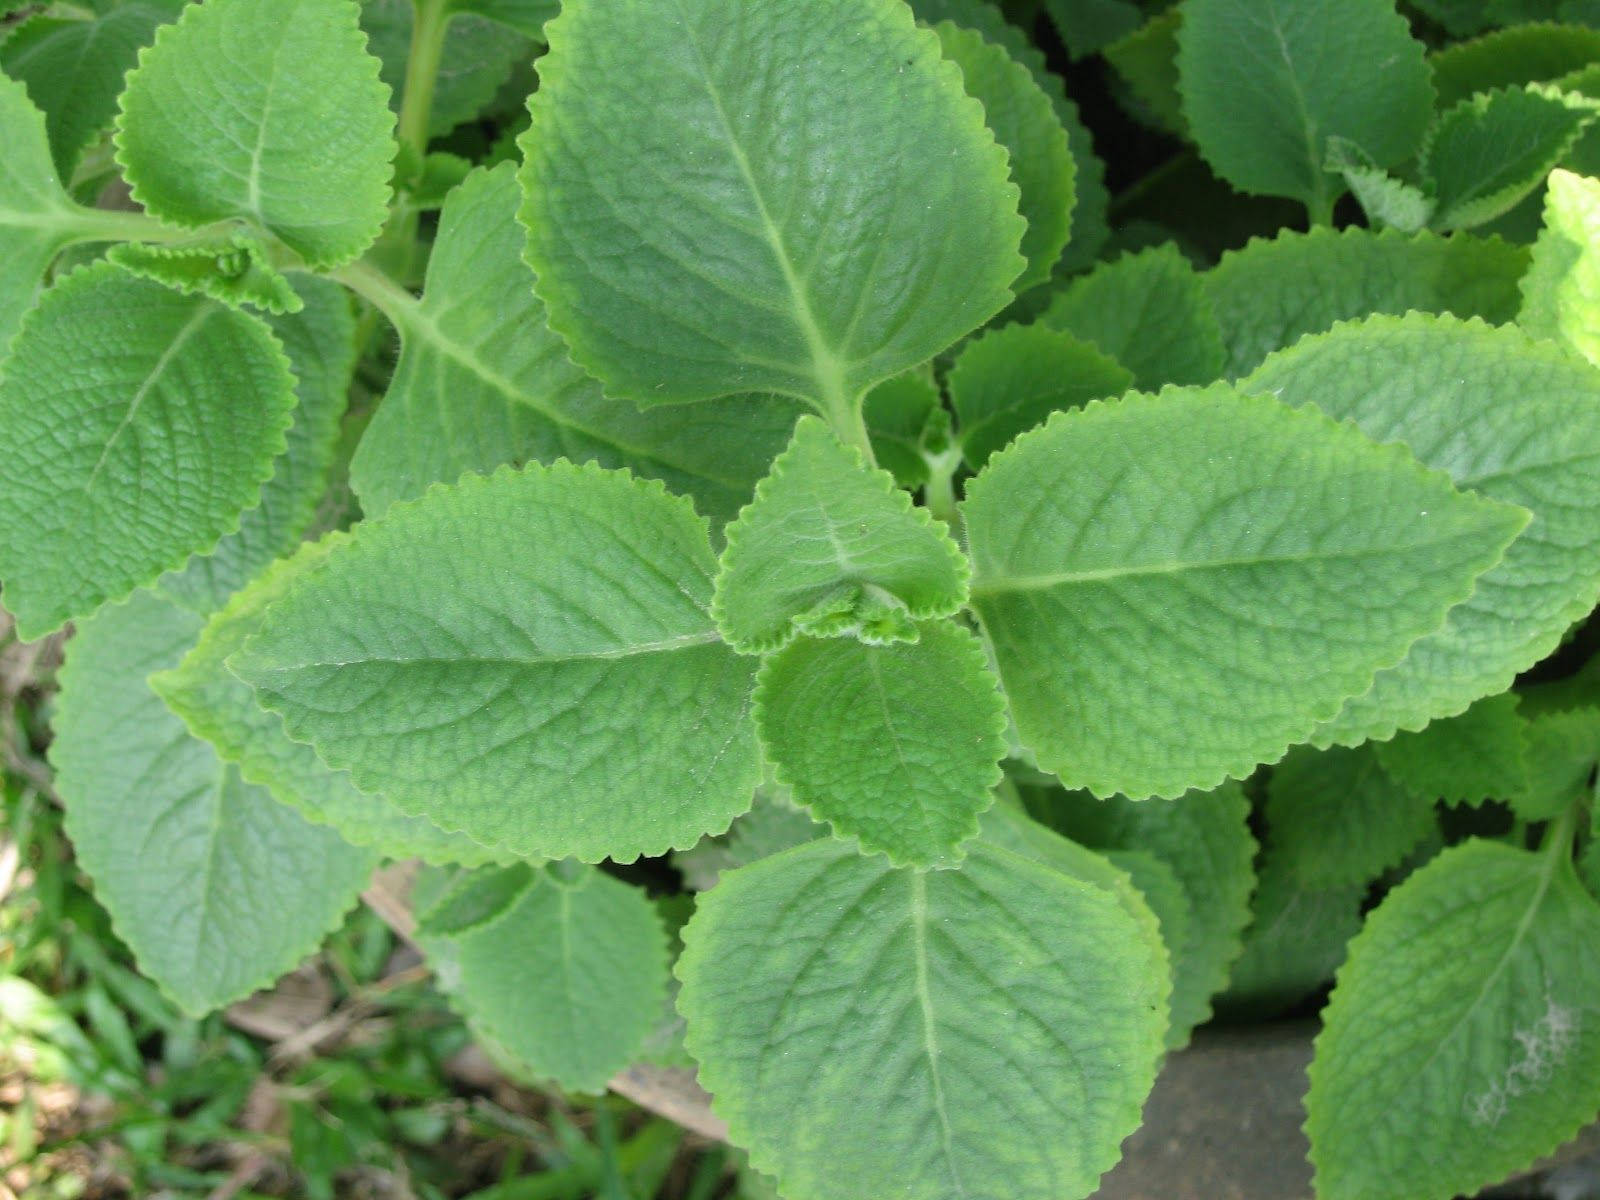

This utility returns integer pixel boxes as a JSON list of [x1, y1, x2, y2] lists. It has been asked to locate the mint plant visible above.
[[8, 0, 1600, 1197]]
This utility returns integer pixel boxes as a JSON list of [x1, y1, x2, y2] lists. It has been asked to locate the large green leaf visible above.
[[517, 0, 1024, 414], [1177, 0, 1434, 216], [1521, 167, 1600, 368], [677, 838, 1168, 1200], [755, 621, 1006, 866], [1374, 693, 1529, 806], [52, 588, 376, 1016], [422, 864, 668, 1093], [349, 165, 799, 522], [1430, 22, 1600, 109], [1242, 314, 1600, 745], [115, 0, 395, 268], [962, 384, 1526, 800], [1204, 226, 1529, 379], [0, 264, 296, 639], [1308, 838, 1600, 1200], [712, 417, 969, 654], [234, 462, 762, 862]]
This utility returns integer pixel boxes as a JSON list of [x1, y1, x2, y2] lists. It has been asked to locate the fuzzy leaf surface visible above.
[[107, 235, 302, 314], [1521, 167, 1600, 369], [0, 71, 84, 349]]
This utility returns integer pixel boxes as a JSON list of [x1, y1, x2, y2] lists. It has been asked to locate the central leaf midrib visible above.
[[910, 872, 971, 1198], [257, 628, 724, 671]]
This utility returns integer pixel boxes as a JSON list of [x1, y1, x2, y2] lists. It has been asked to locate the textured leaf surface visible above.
[[1038, 245, 1224, 390], [1326, 136, 1435, 232], [963, 384, 1526, 800], [755, 621, 1006, 866], [0, 264, 296, 639], [425, 866, 668, 1093], [1431, 22, 1600, 109], [1243, 315, 1600, 745], [52, 588, 375, 1016], [107, 235, 302, 314], [0, 71, 83, 350], [349, 165, 800, 522], [1375, 694, 1530, 806], [1519, 706, 1600, 821], [677, 838, 1168, 1200], [1177, 0, 1434, 212], [1522, 167, 1600, 368], [1267, 743, 1436, 887], [713, 417, 969, 654], [1205, 227, 1529, 378], [235, 462, 761, 862], [1308, 840, 1600, 1200], [518, 0, 1024, 408], [674, 790, 825, 891], [115, 0, 394, 267], [948, 323, 1131, 469]]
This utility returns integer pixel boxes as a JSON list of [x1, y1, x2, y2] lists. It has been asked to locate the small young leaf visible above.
[[1243, 315, 1600, 745], [712, 417, 969, 654], [115, 0, 395, 268], [518, 0, 1024, 408], [1177, 0, 1434, 216], [0, 264, 297, 639], [233, 462, 762, 863], [1430, 22, 1600, 109], [416, 863, 536, 937], [677, 839, 1168, 1200], [1325, 137, 1435, 232], [1376, 693, 1530, 806], [1308, 839, 1600, 1200], [1521, 167, 1600, 369], [963, 384, 1527, 800], [107, 235, 303, 315], [948, 323, 1132, 470], [1205, 226, 1530, 379], [755, 621, 1006, 866], [1038, 245, 1224, 390]]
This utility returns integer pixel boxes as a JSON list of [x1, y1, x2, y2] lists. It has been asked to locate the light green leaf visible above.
[[1308, 838, 1600, 1200], [755, 621, 1006, 867], [518, 0, 1025, 410], [1325, 136, 1435, 232], [1518, 705, 1600, 821], [1375, 693, 1530, 806], [349, 165, 801, 523], [673, 790, 825, 891], [1104, 848, 1191, 993], [115, 0, 395, 268], [0, 263, 296, 639], [712, 417, 969, 654], [0, 0, 183, 178], [1423, 85, 1598, 231], [933, 21, 1074, 292], [677, 838, 1169, 1200], [963, 384, 1527, 800], [1038, 245, 1224, 389], [949, 323, 1132, 469], [1105, 10, 1186, 136], [1242, 314, 1600, 745], [107, 235, 303, 314], [1267, 743, 1436, 887], [863, 370, 941, 489], [362, 0, 530, 138], [1205, 226, 1529, 379], [52, 588, 376, 1016], [1177, 0, 1434, 216], [447, 0, 558, 39], [1430, 22, 1600, 110], [154, 538, 510, 866], [1521, 167, 1600, 369], [415, 863, 535, 937], [425, 865, 668, 1093], [234, 462, 762, 863]]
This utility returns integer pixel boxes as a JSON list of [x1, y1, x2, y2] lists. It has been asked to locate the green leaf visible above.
[[426, 865, 668, 1093], [1423, 85, 1598, 231], [1105, 10, 1186, 137], [1038, 245, 1225, 390], [673, 790, 825, 890], [1325, 136, 1435, 232], [1242, 314, 1600, 746], [1430, 22, 1600, 110], [0, 0, 183, 178], [517, 0, 1025, 410], [676, 838, 1169, 1200], [52, 588, 376, 1016], [755, 621, 1006, 866], [233, 462, 762, 863], [107, 235, 303, 315], [962, 384, 1527, 800], [933, 21, 1074, 292], [712, 416, 969, 654], [1267, 743, 1436, 887], [1519, 706, 1600, 821], [153, 538, 511, 866], [447, 0, 558, 38], [362, 0, 530, 139], [1030, 783, 1256, 1049], [1042, 0, 1141, 58], [415, 863, 535, 937], [1308, 838, 1600, 1200], [1177, 0, 1434, 216], [1411, 0, 1497, 36], [863, 370, 941, 489], [1375, 693, 1530, 806], [948, 323, 1132, 469], [0, 263, 297, 639], [1205, 226, 1530, 379], [115, 0, 395, 268], [1104, 849, 1192, 993], [349, 165, 801, 523], [0, 70, 84, 350], [1521, 167, 1600, 369]]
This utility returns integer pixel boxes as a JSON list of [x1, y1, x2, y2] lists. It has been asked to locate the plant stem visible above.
[[822, 387, 877, 466], [922, 445, 963, 529], [396, 0, 452, 169], [58, 206, 186, 246], [1305, 188, 1336, 229], [1540, 799, 1581, 863], [331, 259, 420, 330]]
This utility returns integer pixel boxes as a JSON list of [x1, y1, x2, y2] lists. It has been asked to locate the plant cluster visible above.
[[6, 0, 1600, 1197]]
